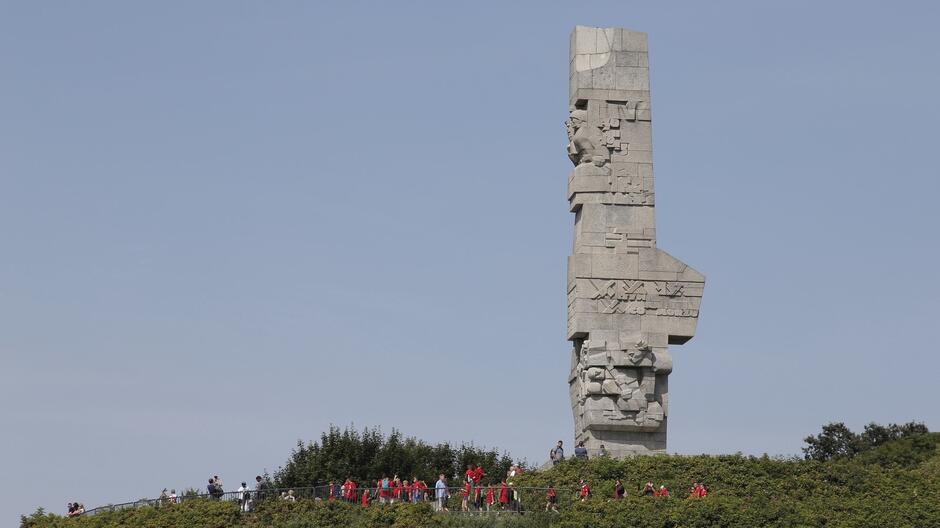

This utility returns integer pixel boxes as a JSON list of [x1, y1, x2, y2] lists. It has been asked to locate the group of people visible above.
[[201, 474, 271, 512], [207, 475, 225, 499], [317, 463, 527, 513], [157, 488, 179, 504], [542, 478, 707, 511], [639, 481, 669, 497], [549, 440, 609, 465], [70, 450, 713, 517]]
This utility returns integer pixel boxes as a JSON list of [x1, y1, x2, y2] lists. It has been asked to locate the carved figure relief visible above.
[[565, 109, 608, 168], [573, 339, 669, 430]]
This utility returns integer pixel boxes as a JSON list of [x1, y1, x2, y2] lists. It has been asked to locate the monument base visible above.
[[576, 424, 667, 458]]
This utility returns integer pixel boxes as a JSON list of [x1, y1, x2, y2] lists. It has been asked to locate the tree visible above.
[[803, 421, 930, 461], [274, 425, 515, 489], [803, 422, 860, 461]]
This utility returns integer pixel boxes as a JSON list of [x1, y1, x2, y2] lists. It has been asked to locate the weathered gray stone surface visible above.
[[566, 26, 705, 457]]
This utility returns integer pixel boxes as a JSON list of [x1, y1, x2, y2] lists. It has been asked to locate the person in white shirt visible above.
[[237, 482, 251, 512]]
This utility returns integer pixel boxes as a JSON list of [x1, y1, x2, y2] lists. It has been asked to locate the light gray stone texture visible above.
[[565, 26, 705, 456]]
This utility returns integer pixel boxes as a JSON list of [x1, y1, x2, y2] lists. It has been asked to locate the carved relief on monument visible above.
[[571, 339, 669, 431], [565, 108, 609, 170], [575, 278, 700, 317], [566, 106, 656, 207]]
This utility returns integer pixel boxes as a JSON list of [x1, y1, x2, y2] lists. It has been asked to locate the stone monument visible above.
[[566, 26, 705, 457]]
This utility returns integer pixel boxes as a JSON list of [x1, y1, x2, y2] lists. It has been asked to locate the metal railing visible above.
[[81, 484, 590, 516]]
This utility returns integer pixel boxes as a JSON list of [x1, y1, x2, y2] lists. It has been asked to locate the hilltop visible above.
[[20, 432, 940, 528]]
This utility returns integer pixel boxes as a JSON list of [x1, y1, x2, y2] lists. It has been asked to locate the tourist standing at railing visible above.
[[434, 474, 449, 512], [361, 488, 370, 507], [485, 486, 495, 512], [237, 482, 251, 512], [392, 475, 403, 503], [208, 479, 223, 499], [255, 475, 268, 501], [412, 476, 427, 503], [403, 480, 412, 504], [169, 489, 178, 504], [498, 480, 509, 509], [460, 480, 471, 511]]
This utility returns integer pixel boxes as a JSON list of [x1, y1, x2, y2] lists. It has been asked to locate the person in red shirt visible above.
[[658, 485, 668, 498], [498, 480, 509, 509], [460, 481, 471, 511], [465, 464, 475, 483], [485, 486, 495, 512], [579, 479, 591, 501], [361, 488, 369, 507], [545, 485, 558, 512], [472, 465, 485, 484], [378, 477, 390, 504], [403, 480, 412, 504], [417, 479, 429, 503], [391, 478, 402, 504]]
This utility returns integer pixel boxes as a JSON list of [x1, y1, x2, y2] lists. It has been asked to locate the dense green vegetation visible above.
[[274, 426, 516, 488], [801, 420, 930, 462], [22, 430, 940, 528]]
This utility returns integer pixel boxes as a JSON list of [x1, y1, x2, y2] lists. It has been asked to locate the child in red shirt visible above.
[[460, 481, 471, 511], [545, 485, 558, 512]]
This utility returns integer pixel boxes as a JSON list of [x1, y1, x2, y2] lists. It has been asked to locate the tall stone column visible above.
[[566, 26, 705, 457]]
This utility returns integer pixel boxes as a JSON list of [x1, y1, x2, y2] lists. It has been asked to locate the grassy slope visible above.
[[21, 434, 940, 528]]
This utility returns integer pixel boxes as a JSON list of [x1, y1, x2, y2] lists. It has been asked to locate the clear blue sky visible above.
[[2, 0, 939, 521]]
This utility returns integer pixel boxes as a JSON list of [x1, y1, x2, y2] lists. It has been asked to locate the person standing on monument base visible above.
[[574, 441, 588, 460], [550, 440, 565, 465]]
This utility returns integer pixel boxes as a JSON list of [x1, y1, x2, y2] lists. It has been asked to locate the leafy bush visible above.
[[274, 425, 516, 488]]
